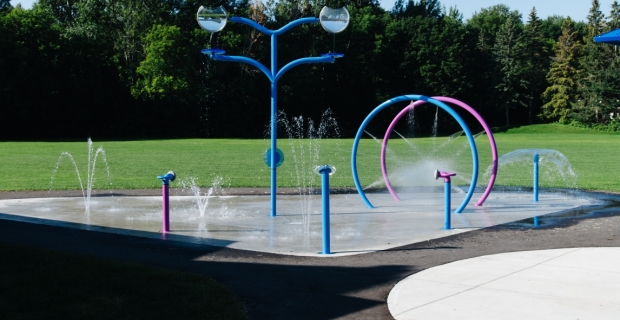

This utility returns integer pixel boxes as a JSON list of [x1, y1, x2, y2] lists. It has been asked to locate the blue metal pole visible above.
[[444, 179, 451, 230], [202, 16, 340, 218], [533, 153, 539, 202], [533, 216, 539, 227], [319, 166, 332, 254], [270, 34, 278, 217]]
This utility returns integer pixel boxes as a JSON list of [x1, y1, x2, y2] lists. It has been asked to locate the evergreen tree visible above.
[[586, 0, 606, 36], [468, 5, 522, 124], [541, 17, 582, 122], [608, 1, 620, 30], [524, 7, 549, 124], [0, 0, 12, 13], [493, 13, 527, 126], [574, 0, 620, 124]]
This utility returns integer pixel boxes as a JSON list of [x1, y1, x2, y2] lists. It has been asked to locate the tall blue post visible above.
[[533, 154, 539, 202], [199, 13, 346, 217], [444, 180, 451, 230], [316, 165, 335, 254], [271, 34, 278, 217], [435, 170, 456, 230]]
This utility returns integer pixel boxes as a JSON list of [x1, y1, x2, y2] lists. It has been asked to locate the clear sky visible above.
[[8, 0, 618, 22], [378, 0, 618, 22]]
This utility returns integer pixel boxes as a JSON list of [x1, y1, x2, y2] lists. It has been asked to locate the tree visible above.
[[0, 0, 12, 14], [468, 4, 514, 50], [608, 1, 620, 30], [493, 13, 527, 126], [586, 0, 606, 36], [467, 5, 522, 124], [541, 17, 582, 122], [573, 0, 620, 124], [523, 7, 549, 124], [391, 0, 442, 18], [0, 5, 68, 139], [133, 25, 191, 100]]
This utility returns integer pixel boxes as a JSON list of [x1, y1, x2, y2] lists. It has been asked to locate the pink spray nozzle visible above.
[[434, 170, 456, 183]]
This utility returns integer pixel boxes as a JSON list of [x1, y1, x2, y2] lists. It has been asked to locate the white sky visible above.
[[9, 0, 618, 22]]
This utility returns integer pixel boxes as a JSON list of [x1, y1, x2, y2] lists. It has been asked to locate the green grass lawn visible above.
[[1, 123, 620, 192], [0, 243, 247, 320]]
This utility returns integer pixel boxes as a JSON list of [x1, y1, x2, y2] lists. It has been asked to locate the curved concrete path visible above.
[[388, 247, 620, 319]]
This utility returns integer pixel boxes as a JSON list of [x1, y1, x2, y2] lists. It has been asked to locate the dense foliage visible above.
[[2, 0, 620, 139]]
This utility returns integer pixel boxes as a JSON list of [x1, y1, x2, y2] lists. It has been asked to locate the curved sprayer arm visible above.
[[229, 17, 272, 35], [274, 56, 335, 82], [210, 54, 274, 82], [273, 17, 319, 35], [229, 17, 319, 36]]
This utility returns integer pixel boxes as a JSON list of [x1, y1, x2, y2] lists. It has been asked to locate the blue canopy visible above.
[[594, 28, 620, 45]]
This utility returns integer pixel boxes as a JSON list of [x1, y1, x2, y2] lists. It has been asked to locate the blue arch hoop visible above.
[[351, 95, 479, 214]]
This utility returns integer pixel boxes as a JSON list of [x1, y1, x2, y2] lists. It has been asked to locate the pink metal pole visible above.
[[162, 183, 170, 233], [380, 97, 498, 206], [157, 171, 175, 233]]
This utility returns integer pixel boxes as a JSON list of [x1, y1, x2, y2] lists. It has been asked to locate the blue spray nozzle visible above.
[[157, 171, 176, 184], [314, 165, 336, 175]]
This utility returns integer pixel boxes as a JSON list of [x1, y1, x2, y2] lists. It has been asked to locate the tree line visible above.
[[1, 0, 619, 140]]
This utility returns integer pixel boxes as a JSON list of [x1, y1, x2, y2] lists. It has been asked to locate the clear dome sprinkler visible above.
[[315, 165, 336, 254], [197, 6, 227, 56], [197, 6, 228, 32], [319, 7, 350, 33], [320, 6, 349, 57], [157, 171, 176, 233], [435, 170, 456, 230]]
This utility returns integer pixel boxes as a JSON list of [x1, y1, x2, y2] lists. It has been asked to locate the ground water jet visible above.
[[274, 109, 342, 234], [179, 176, 225, 218], [485, 149, 577, 190], [49, 138, 112, 214]]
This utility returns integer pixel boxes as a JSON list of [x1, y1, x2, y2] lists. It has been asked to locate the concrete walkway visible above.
[[388, 247, 620, 319]]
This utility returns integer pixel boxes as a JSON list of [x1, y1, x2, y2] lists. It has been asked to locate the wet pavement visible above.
[[0, 190, 597, 256]]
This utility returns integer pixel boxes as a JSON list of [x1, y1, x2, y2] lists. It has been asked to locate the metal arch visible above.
[[380, 97, 498, 207], [351, 95, 479, 214]]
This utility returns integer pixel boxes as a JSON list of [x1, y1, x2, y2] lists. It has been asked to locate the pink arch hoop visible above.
[[380, 96, 498, 206]]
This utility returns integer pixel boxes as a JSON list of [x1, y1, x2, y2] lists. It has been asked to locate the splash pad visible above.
[[0, 189, 601, 257], [0, 94, 608, 256]]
